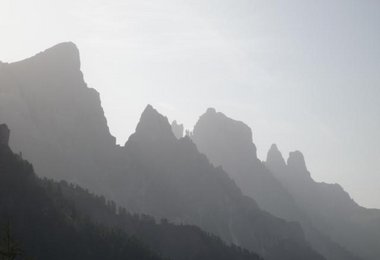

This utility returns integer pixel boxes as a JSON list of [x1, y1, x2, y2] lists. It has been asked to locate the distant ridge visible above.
[[2, 42, 379, 260], [121, 104, 324, 260], [192, 108, 298, 220], [0, 43, 324, 260], [192, 108, 366, 260], [266, 145, 380, 260], [0, 124, 262, 260]]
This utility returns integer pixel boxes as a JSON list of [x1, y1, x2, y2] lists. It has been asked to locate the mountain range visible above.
[[191, 108, 367, 260], [0, 42, 379, 260], [266, 145, 380, 260], [0, 123, 263, 260]]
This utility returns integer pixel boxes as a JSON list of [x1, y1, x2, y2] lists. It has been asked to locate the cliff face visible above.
[[0, 43, 324, 260], [119, 105, 324, 260], [0, 42, 118, 196], [192, 109, 367, 260], [0, 126, 166, 260], [4, 41, 376, 260], [192, 108, 301, 221], [0, 125, 264, 260]]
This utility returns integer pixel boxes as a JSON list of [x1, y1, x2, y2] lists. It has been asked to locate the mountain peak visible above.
[[195, 108, 254, 143], [43, 42, 79, 57], [131, 105, 175, 143], [287, 151, 308, 172], [266, 143, 286, 168], [139, 104, 166, 123], [0, 124, 10, 146], [14, 42, 81, 71], [48, 41, 78, 52], [206, 107, 217, 114], [193, 108, 257, 160], [41, 42, 80, 68], [270, 143, 279, 152]]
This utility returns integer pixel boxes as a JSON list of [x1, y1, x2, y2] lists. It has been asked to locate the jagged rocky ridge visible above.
[[0, 124, 163, 260], [117, 105, 323, 260], [266, 145, 380, 260], [191, 109, 366, 260], [192, 108, 301, 221], [0, 124, 264, 260], [3, 42, 379, 260], [0, 42, 119, 199], [0, 43, 324, 260]]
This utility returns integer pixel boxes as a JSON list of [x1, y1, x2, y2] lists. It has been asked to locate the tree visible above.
[[0, 223, 22, 260]]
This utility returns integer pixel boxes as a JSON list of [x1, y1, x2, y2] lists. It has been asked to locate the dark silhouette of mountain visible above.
[[192, 108, 301, 220], [0, 43, 323, 259], [0, 42, 119, 199], [191, 109, 364, 260], [0, 124, 163, 260], [266, 145, 380, 260], [0, 124, 262, 260], [50, 181, 262, 260], [117, 105, 324, 260], [0, 42, 329, 259]]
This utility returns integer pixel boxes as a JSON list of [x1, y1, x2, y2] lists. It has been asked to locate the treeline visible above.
[[42, 179, 259, 260], [0, 144, 164, 260], [0, 140, 261, 260]]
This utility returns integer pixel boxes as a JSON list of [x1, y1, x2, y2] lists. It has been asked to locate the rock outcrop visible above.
[[118, 105, 324, 260], [192, 108, 300, 221], [171, 120, 184, 139], [192, 109, 364, 260], [266, 144, 287, 170], [0, 42, 117, 197], [0, 124, 10, 145]]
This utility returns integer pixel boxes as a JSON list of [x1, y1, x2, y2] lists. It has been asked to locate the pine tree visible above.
[[0, 223, 22, 260]]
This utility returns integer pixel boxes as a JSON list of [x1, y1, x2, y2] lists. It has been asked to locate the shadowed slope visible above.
[[0, 124, 163, 260], [0, 42, 118, 197], [1, 43, 324, 260], [116, 105, 324, 260], [192, 109, 363, 260], [192, 108, 301, 220], [0, 124, 263, 260]]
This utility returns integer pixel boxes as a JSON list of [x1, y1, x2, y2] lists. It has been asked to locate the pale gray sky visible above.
[[1, 0, 379, 208]]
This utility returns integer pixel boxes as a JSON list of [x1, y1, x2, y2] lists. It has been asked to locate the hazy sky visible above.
[[1, 0, 379, 208]]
